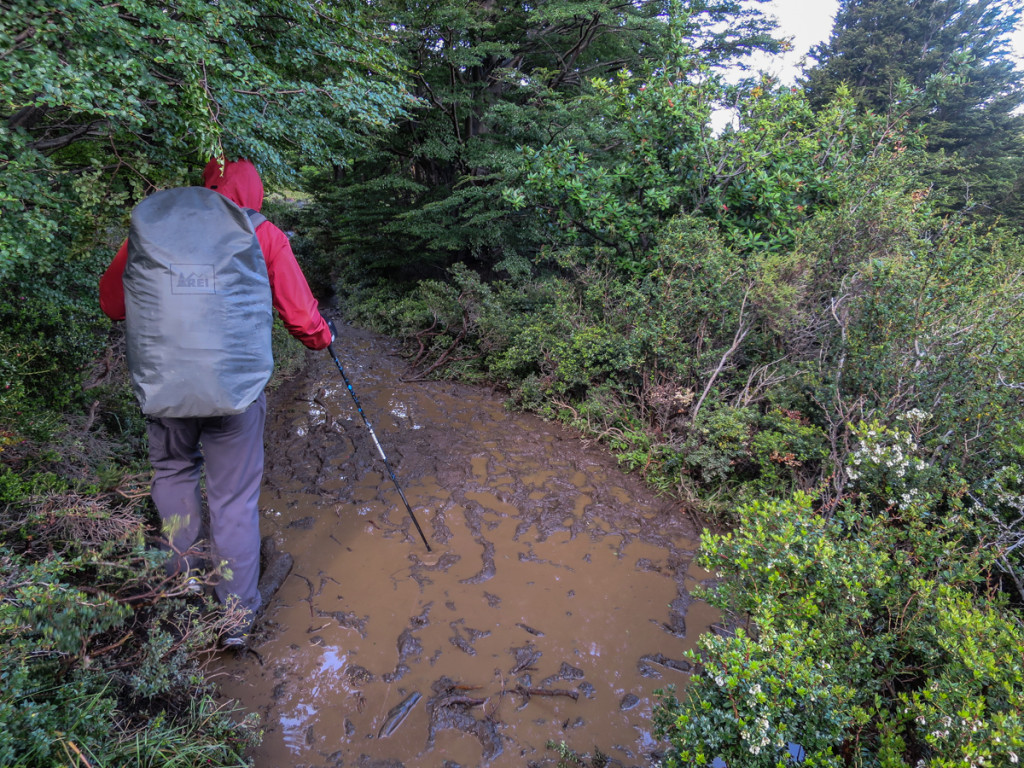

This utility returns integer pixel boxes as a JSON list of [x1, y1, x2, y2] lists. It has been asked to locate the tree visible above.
[[304, 0, 785, 285], [0, 0, 411, 432], [0, 0, 412, 276], [802, 0, 1024, 218]]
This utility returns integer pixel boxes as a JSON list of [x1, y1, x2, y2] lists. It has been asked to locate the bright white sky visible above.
[[753, 0, 1024, 84], [712, 0, 1024, 130], [753, 0, 840, 83]]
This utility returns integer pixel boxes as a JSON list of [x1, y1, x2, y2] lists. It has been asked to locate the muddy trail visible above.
[[214, 323, 720, 768]]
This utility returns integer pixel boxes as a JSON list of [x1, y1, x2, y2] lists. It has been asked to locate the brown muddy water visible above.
[[214, 324, 720, 768]]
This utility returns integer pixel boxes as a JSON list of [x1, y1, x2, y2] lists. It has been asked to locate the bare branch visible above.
[[29, 121, 106, 152], [692, 285, 753, 422]]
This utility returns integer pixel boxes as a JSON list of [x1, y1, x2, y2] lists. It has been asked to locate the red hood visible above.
[[202, 158, 264, 212]]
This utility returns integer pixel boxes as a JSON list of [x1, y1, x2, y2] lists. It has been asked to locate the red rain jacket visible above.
[[99, 158, 331, 350]]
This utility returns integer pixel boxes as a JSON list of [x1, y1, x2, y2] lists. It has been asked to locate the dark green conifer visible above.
[[803, 0, 1024, 220]]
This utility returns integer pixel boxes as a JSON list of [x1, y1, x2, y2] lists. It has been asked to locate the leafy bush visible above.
[[0, 256, 110, 442], [799, 202, 1024, 490], [0, 478, 258, 767], [654, 422, 1024, 766]]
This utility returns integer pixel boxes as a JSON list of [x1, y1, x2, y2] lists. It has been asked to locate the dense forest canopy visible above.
[[1, 0, 413, 275], [804, 0, 1024, 218], [3, 0, 1024, 765], [300, 0, 785, 281]]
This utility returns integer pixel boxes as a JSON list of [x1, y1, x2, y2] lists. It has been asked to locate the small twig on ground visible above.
[[514, 684, 579, 702]]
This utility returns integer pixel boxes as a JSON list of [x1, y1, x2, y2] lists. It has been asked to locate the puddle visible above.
[[214, 324, 719, 767]]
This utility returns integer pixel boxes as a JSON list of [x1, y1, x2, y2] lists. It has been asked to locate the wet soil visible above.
[[214, 323, 720, 767]]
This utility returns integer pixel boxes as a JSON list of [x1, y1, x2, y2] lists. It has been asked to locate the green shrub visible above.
[[749, 409, 829, 493], [680, 404, 758, 486], [0, 493, 256, 767], [654, 625, 854, 766], [269, 315, 309, 389], [0, 255, 110, 443], [966, 463, 1024, 606], [655, 420, 1024, 765]]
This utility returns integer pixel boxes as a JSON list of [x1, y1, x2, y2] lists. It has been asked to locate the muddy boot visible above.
[[257, 535, 294, 608], [220, 607, 256, 650], [259, 535, 277, 569]]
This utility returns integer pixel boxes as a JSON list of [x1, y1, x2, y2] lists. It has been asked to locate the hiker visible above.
[[99, 157, 334, 646]]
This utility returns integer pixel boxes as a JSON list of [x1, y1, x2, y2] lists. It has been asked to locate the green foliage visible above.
[[965, 464, 1024, 606], [0, 551, 126, 764], [1, 0, 411, 455], [509, 68, 717, 269], [655, 452, 1024, 764], [805, 0, 1024, 117], [0, 467, 68, 506], [749, 409, 830, 491], [0, 452, 257, 767], [0, 0, 412, 455], [345, 51, 1024, 529], [268, 314, 308, 389], [511, 75, 922, 272], [304, 0, 784, 283], [679, 404, 759, 485], [654, 626, 853, 766], [0, 251, 110, 442], [806, 208, 1024, 485], [546, 739, 611, 768], [1, 555, 130, 655], [1, 0, 411, 278], [803, 0, 1024, 219], [0, 534, 255, 767]]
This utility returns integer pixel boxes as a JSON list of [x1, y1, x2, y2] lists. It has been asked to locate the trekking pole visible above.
[[327, 344, 432, 552]]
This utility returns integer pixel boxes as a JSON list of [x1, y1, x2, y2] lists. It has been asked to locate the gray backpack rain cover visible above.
[[123, 186, 274, 418]]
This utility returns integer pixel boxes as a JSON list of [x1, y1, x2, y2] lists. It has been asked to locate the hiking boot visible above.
[[220, 611, 255, 650], [218, 538, 293, 650], [258, 548, 294, 606], [221, 628, 249, 650]]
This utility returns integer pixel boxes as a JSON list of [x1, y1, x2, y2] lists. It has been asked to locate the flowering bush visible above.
[[844, 415, 938, 510], [654, 623, 852, 766], [654, 470, 1024, 766]]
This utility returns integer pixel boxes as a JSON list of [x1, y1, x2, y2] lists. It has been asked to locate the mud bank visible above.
[[214, 323, 719, 767]]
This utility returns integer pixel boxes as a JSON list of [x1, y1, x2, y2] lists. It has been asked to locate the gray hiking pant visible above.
[[146, 393, 266, 615]]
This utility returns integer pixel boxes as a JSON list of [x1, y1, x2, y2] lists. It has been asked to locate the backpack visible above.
[[123, 186, 274, 418]]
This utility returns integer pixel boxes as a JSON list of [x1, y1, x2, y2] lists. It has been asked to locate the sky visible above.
[[712, 0, 1024, 131], [754, 0, 1024, 85], [754, 0, 840, 84]]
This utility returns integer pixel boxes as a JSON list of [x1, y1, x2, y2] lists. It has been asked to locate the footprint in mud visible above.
[[426, 677, 501, 761]]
